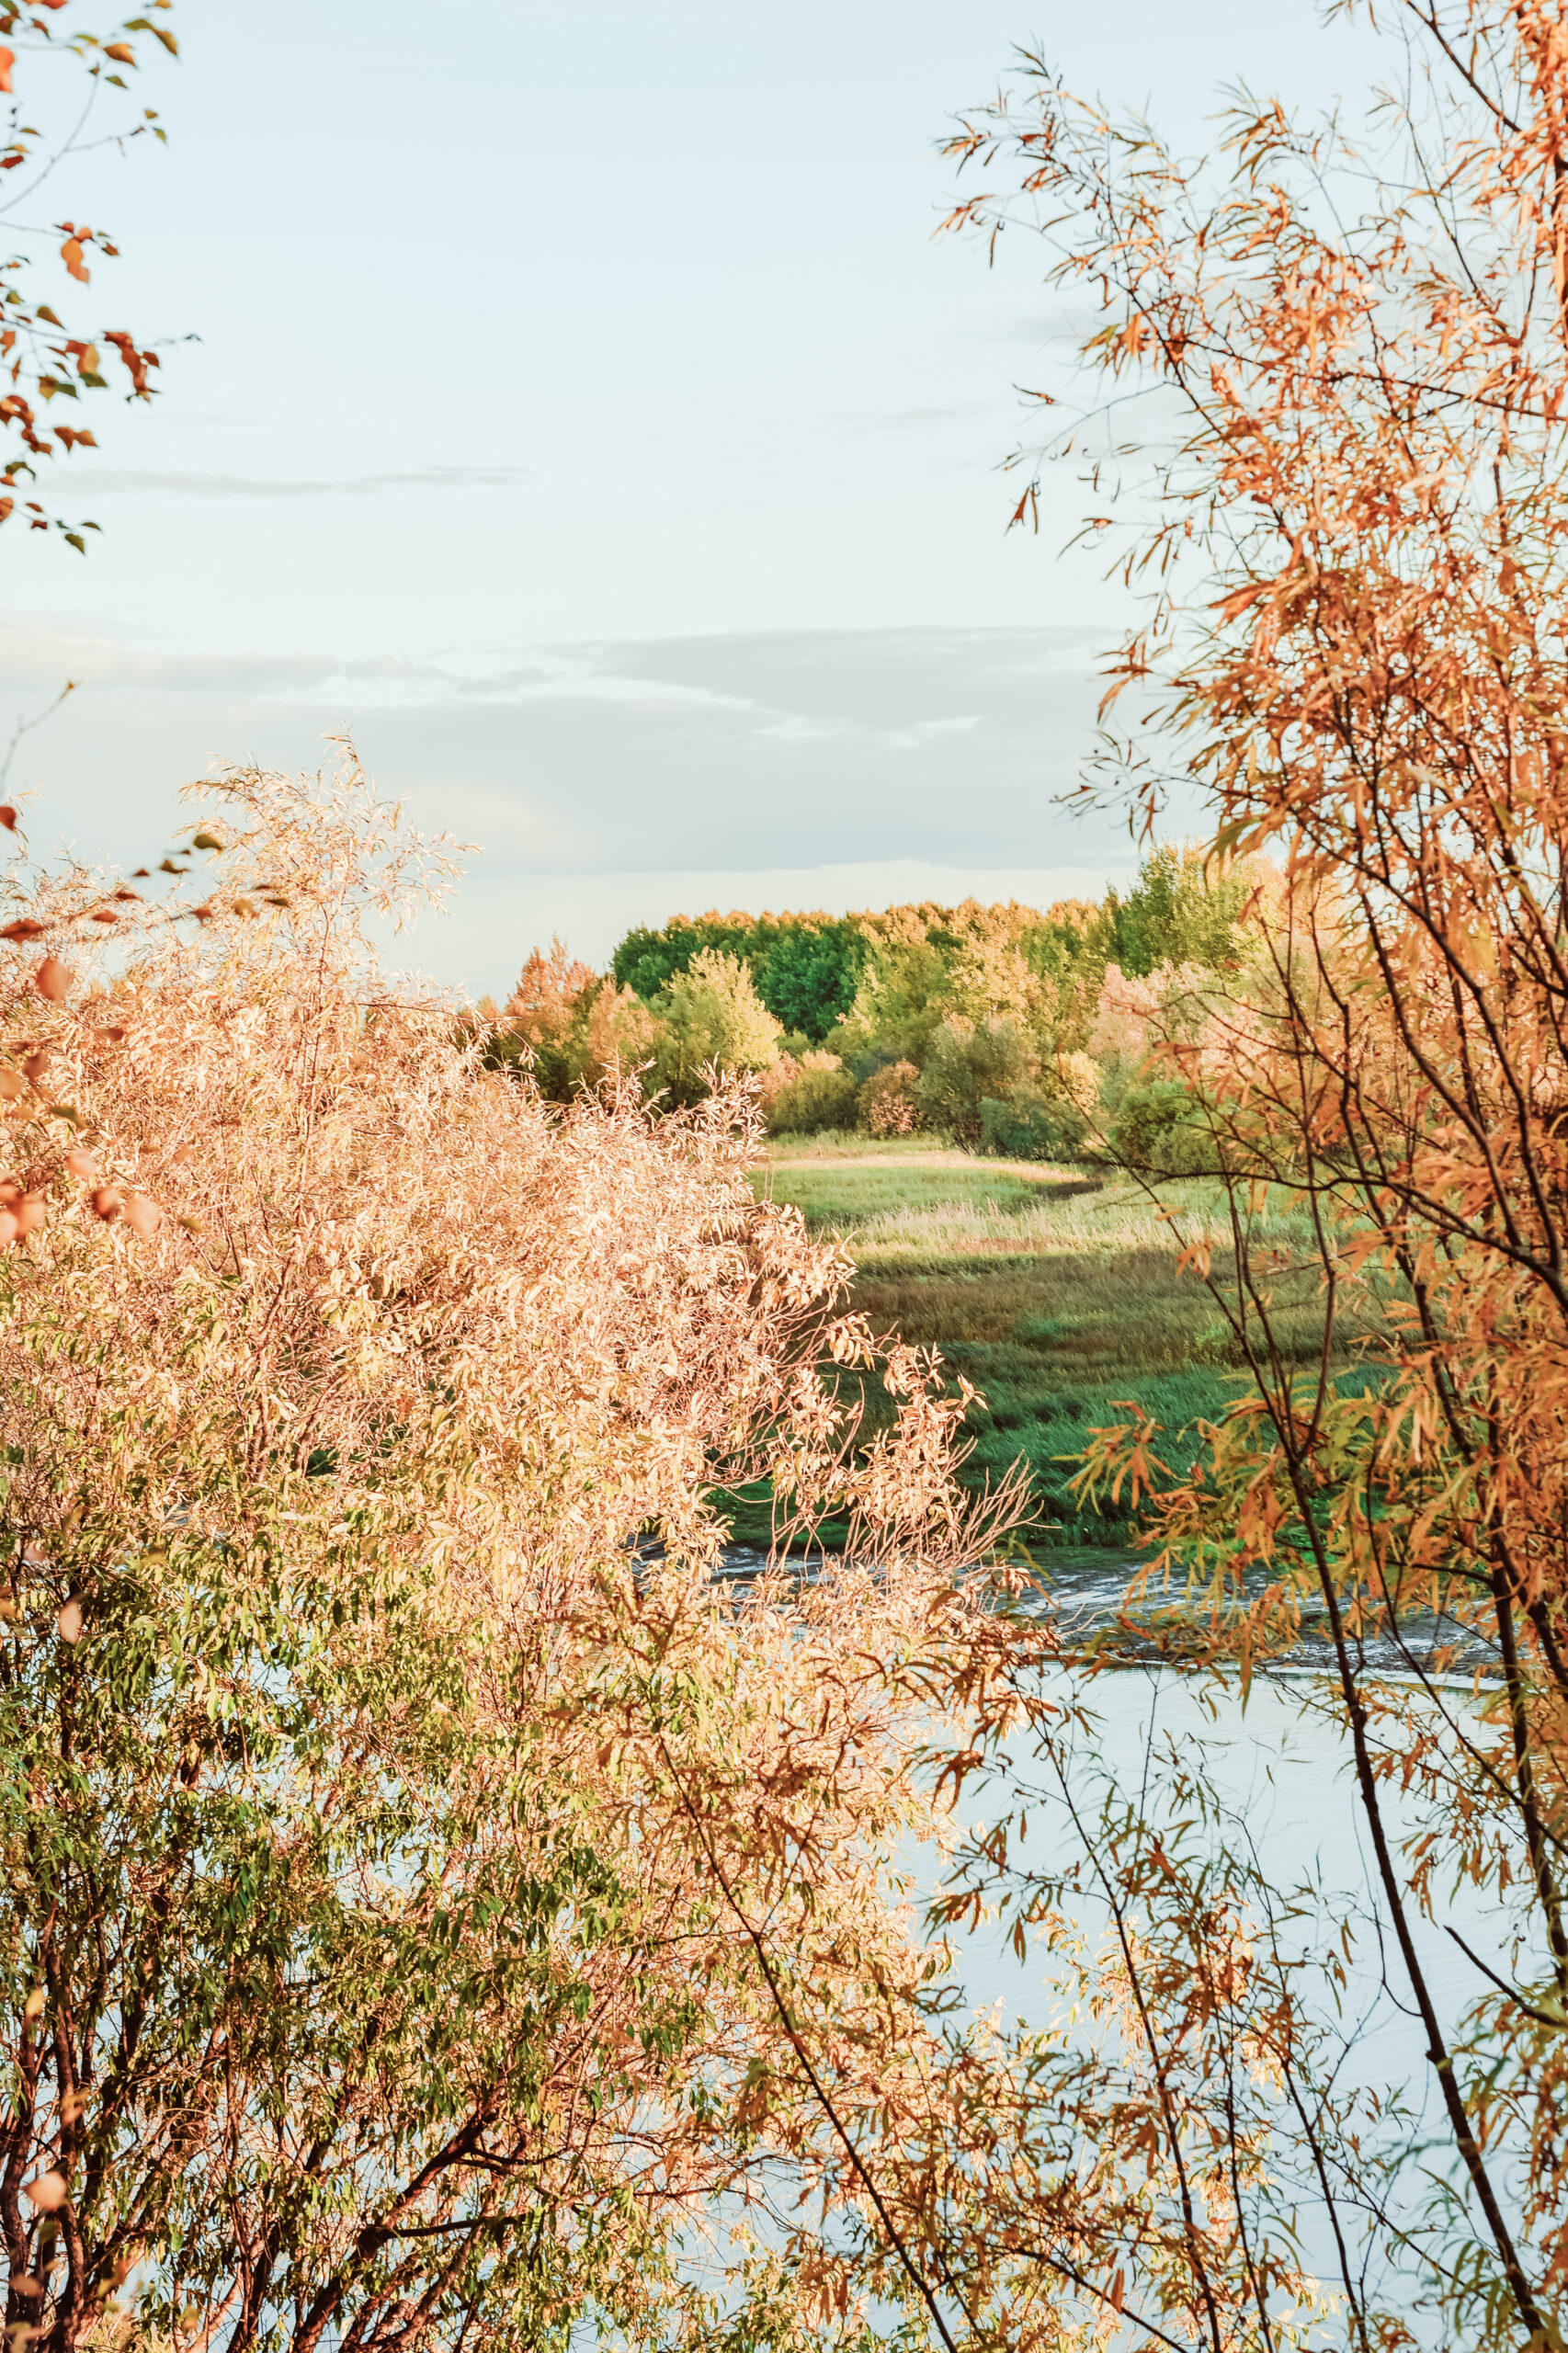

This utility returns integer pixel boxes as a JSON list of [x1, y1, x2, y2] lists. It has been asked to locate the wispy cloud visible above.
[[64, 465, 528, 499], [832, 403, 994, 431], [0, 619, 1179, 889]]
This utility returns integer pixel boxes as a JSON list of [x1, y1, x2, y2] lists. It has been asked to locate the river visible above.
[[719, 1540, 1544, 2346]]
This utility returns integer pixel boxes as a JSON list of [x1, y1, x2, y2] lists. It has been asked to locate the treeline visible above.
[[483, 843, 1274, 1163]]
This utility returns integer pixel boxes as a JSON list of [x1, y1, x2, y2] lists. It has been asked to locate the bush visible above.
[[915, 1018, 1035, 1144], [979, 1082, 1087, 1160], [767, 1059, 859, 1134], [1108, 1078, 1223, 1174], [859, 1058, 923, 1136]]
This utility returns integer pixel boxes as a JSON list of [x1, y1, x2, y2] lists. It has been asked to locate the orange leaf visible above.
[[34, 956, 70, 1002], [0, 51, 15, 96], [122, 1193, 159, 1238], [61, 239, 87, 285]]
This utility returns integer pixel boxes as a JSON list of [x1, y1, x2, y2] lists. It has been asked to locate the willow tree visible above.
[[0, 0, 173, 552], [0, 755, 1037, 2353], [915, 5, 1568, 2347]]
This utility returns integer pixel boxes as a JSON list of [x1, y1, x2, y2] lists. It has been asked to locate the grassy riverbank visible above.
[[746, 1135, 1380, 1552]]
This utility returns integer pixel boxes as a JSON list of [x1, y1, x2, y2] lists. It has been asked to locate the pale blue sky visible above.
[[1, 1, 1384, 995]]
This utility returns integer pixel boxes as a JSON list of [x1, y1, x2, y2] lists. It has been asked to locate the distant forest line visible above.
[[483, 842, 1268, 1167]]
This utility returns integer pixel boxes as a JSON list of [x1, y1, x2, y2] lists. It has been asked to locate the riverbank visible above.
[[748, 1133, 1384, 1550]]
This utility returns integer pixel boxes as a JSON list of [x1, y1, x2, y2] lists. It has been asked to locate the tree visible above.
[[0, 3, 175, 552], [931, 5, 1568, 2342], [611, 913, 863, 1045], [752, 919, 864, 1040], [0, 756, 1031, 2353], [487, 939, 662, 1101], [654, 947, 779, 1104], [1106, 844, 1271, 979]]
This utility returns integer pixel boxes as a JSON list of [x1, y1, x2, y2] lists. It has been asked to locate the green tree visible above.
[[654, 947, 779, 1103], [612, 914, 862, 1044], [1105, 844, 1266, 977], [752, 921, 863, 1040]]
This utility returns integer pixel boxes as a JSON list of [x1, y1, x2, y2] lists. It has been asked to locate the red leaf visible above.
[[0, 918, 43, 940], [0, 807, 17, 831]]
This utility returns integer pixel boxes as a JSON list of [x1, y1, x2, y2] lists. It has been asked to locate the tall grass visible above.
[[753, 1140, 1385, 1551]]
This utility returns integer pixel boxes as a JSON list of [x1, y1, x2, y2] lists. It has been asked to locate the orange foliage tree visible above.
[[0, 0, 174, 550], [921, 2, 1568, 2346]]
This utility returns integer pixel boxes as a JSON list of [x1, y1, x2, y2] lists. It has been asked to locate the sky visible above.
[[0, 0, 1389, 998]]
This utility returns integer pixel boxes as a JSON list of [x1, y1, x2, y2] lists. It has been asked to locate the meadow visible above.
[[754, 1135, 1384, 1552]]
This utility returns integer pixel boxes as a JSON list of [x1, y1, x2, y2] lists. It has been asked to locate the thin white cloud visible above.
[[832, 403, 994, 430], [0, 618, 1186, 901], [63, 466, 528, 499]]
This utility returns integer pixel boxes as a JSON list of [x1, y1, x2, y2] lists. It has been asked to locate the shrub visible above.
[[1108, 1078, 1223, 1174], [1053, 1048, 1101, 1118], [859, 1058, 923, 1136], [915, 1017, 1036, 1143], [979, 1081, 1087, 1160], [767, 1055, 859, 1134]]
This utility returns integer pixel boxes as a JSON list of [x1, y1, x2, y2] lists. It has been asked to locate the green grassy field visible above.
[[751, 1135, 1381, 1552]]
